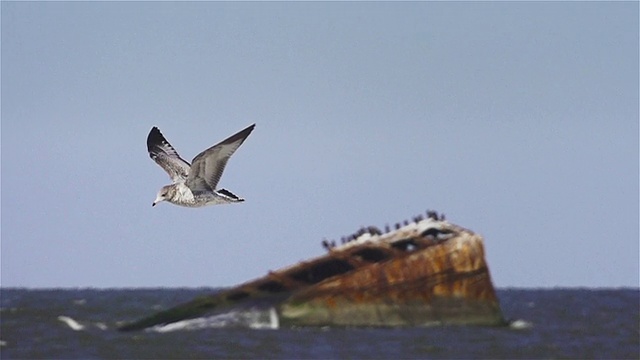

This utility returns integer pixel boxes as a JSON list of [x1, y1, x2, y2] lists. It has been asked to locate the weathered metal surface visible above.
[[119, 212, 505, 331], [280, 233, 502, 326]]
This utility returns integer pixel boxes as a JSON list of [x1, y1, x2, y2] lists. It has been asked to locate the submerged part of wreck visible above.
[[119, 211, 505, 331]]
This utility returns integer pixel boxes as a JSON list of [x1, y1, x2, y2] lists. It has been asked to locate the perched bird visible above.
[[147, 124, 255, 207]]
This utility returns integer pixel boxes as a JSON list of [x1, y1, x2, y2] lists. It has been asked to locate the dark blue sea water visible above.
[[1, 288, 638, 359]]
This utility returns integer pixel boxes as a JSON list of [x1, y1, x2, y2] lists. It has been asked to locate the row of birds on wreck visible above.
[[321, 210, 447, 251]]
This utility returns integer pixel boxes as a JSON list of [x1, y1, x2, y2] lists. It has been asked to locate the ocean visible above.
[[1, 288, 638, 359]]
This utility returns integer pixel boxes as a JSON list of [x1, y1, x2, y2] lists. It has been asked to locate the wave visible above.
[[509, 319, 533, 330], [57, 316, 85, 331], [57, 316, 109, 331], [151, 307, 280, 333]]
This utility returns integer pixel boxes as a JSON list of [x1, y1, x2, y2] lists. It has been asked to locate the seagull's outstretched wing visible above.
[[186, 124, 255, 192], [147, 127, 191, 183]]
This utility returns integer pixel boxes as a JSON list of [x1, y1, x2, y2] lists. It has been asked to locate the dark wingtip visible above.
[[148, 126, 161, 138], [221, 124, 256, 146], [238, 123, 256, 139], [147, 126, 166, 152]]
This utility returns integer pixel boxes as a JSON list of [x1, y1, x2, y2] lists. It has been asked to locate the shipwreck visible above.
[[119, 211, 506, 331]]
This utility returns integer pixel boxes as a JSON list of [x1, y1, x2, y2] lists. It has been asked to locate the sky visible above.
[[1, 2, 638, 289]]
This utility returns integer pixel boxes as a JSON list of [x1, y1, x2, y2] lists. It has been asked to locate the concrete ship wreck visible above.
[[119, 211, 506, 331]]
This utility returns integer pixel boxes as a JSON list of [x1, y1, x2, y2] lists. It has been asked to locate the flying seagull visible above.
[[147, 124, 255, 207]]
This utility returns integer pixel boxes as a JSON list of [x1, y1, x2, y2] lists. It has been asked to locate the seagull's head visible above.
[[152, 185, 173, 207]]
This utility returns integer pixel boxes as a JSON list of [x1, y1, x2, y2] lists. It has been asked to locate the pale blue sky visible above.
[[2, 2, 638, 288]]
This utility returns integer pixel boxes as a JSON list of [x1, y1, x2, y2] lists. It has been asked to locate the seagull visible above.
[[147, 124, 255, 207]]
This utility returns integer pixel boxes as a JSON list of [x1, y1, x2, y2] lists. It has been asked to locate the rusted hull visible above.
[[280, 234, 503, 326], [119, 213, 505, 331]]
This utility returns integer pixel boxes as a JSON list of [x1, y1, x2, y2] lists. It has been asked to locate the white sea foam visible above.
[[249, 307, 279, 330], [509, 319, 533, 330], [153, 318, 211, 333], [270, 307, 279, 329], [152, 308, 279, 333], [58, 316, 85, 331]]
